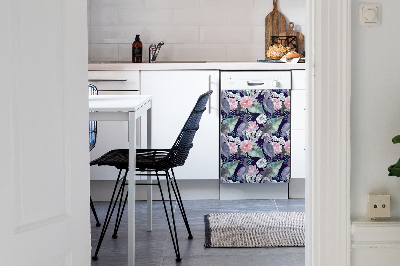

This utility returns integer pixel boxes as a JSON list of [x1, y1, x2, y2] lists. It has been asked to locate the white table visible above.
[[89, 94, 152, 266]]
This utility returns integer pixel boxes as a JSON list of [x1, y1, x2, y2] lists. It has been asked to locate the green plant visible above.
[[388, 135, 400, 176]]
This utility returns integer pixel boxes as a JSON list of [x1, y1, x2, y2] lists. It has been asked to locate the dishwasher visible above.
[[220, 71, 291, 184]]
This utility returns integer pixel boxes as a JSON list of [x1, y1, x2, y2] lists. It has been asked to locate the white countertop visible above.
[[89, 62, 306, 71]]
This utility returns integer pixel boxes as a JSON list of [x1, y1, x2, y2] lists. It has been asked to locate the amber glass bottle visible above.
[[132, 35, 142, 63]]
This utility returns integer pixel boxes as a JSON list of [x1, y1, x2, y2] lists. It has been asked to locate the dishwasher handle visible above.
[[247, 81, 265, 86]]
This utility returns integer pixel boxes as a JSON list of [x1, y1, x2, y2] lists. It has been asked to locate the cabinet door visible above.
[[291, 129, 306, 178], [141, 70, 220, 180]]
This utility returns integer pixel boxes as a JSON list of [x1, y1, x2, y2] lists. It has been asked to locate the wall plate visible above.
[[367, 194, 391, 219], [359, 3, 381, 26]]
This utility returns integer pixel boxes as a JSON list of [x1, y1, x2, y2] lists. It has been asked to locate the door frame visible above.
[[306, 0, 351, 265]]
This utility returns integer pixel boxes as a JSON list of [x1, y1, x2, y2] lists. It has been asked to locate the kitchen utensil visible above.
[[279, 22, 304, 52], [265, 0, 287, 59]]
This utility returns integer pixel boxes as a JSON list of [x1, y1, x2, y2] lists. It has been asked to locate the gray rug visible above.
[[204, 212, 305, 248]]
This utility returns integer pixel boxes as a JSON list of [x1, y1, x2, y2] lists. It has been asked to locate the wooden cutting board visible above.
[[280, 22, 304, 53], [265, 0, 286, 59]]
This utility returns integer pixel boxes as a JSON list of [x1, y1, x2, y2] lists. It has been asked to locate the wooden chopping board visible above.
[[265, 0, 286, 59], [280, 22, 304, 52]]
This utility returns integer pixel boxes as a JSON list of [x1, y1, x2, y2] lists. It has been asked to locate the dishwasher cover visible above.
[[220, 89, 290, 183]]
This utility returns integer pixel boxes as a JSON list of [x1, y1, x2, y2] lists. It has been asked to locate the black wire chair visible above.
[[89, 84, 101, 227], [90, 90, 213, 262]]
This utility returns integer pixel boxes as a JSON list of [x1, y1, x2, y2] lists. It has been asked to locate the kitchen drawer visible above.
[[291, 129, 306, 179], [88, 71, 140, 91], [292, 70, 306, 90], [220, 71, 291, 90], [291, 90, 306, 130]]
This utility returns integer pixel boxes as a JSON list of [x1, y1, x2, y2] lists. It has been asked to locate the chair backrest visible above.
[[89, 84, 98, 151], [163, 90, 213, 169]]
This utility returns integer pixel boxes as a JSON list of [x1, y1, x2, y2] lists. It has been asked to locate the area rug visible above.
[[204, 212, 305, 248]]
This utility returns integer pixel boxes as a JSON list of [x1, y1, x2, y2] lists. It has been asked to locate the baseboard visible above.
[[351, 220, 400, 266], [220, 183, 289, 200], [289, 178, 305, 198], [91, 178, 305, 201]]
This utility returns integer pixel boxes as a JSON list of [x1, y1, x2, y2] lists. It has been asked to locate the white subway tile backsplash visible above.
[[147, 26, 199, 44], [91, 26, 146, 43], [91, 0, 146, 8], [91, 7, 118, 26], [88, 0, 305, 62], [200, 0, 252, 8], [227, 43, 264, 61], [91, 44, 119, 61], [118, 44, 132, 61], [173, 8, 226, 26], [227, 8, 266, 26], [172, 44, 226, 61], [119, 8, 173, 26], [199, 0, 228, 8], [146, 0, 199, 9], [200, 26, 253, 44]]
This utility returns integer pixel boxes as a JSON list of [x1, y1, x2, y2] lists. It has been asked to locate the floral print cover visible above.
[[220, 89, 291, 183]]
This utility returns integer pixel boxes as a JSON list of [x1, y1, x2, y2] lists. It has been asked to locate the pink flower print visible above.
[[247, 165, 259, 176], [240, 96, 253, 109], [284, 140, 290, 153], [272, 142, 282, 155], [284, 96, 290, 109], [247, 121, 258, 133], [240, 140, 253, 153], [272, 98, 282, 110], [228, 98, 238, 110], [228, 142, 238, 154]]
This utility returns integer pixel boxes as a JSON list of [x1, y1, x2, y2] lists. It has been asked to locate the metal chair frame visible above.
[[90, 90, 213, 262], [89, 84, 101, 227]]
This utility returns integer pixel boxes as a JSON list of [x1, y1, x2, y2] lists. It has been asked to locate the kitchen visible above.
[[2, 0, 399, 265], [88, 0, 306, 264]]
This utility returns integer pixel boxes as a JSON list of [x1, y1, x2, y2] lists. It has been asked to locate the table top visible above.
[[89, 95, 152, 112]]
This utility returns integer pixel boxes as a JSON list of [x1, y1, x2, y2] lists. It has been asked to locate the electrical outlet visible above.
[[368, 194, 391, 219]]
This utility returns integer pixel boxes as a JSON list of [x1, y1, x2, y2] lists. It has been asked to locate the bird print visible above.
[[236, 158, 250, 182], [221, 92, 230, 114], [263, 95, 274, 114], [263, 139, 274, 158], [221, 136, 230, 158], [237, 114, 250, 138]]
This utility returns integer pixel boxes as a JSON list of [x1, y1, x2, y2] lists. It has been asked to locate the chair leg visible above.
[[168, 169, 193, 239], [90, 196, 101, 227], [156, 171, 182, 262], [112, 178, 128, 239], [92, 169, 128, 261]]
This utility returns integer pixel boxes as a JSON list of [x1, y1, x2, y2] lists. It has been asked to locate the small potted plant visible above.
[[388, 135, 400, 176]]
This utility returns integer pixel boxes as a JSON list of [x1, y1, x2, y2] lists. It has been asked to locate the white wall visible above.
[[351, 1, 400, 264], [87, 0, 305, 62], [351, 0, 400, 220]]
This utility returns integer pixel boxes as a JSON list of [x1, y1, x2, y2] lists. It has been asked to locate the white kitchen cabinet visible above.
[[141, 70, 220, 180], [291, 70, 306, 179], [88, 71, 141, 180]]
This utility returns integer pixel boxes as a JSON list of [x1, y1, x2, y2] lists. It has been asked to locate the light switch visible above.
[[359, 3, 381, 26], [367, 194, 391, 219]]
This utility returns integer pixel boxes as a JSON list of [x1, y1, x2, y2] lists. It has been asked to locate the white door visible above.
[[0, 0, 90, 265]]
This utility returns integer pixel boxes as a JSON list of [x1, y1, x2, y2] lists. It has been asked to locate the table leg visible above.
[[128, 112, 136, 266], [147, 105, 152, 232]]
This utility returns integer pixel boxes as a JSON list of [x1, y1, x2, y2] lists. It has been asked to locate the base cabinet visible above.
[[141, 70, 220, 180]]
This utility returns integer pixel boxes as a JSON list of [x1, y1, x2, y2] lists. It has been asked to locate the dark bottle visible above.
[[132, 35, 142, 63]]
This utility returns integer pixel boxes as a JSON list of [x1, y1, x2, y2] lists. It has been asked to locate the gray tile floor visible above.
[[91, 199, 305, 266]]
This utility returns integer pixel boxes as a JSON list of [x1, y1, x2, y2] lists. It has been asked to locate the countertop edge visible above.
[[88, 62, 307, 71]]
